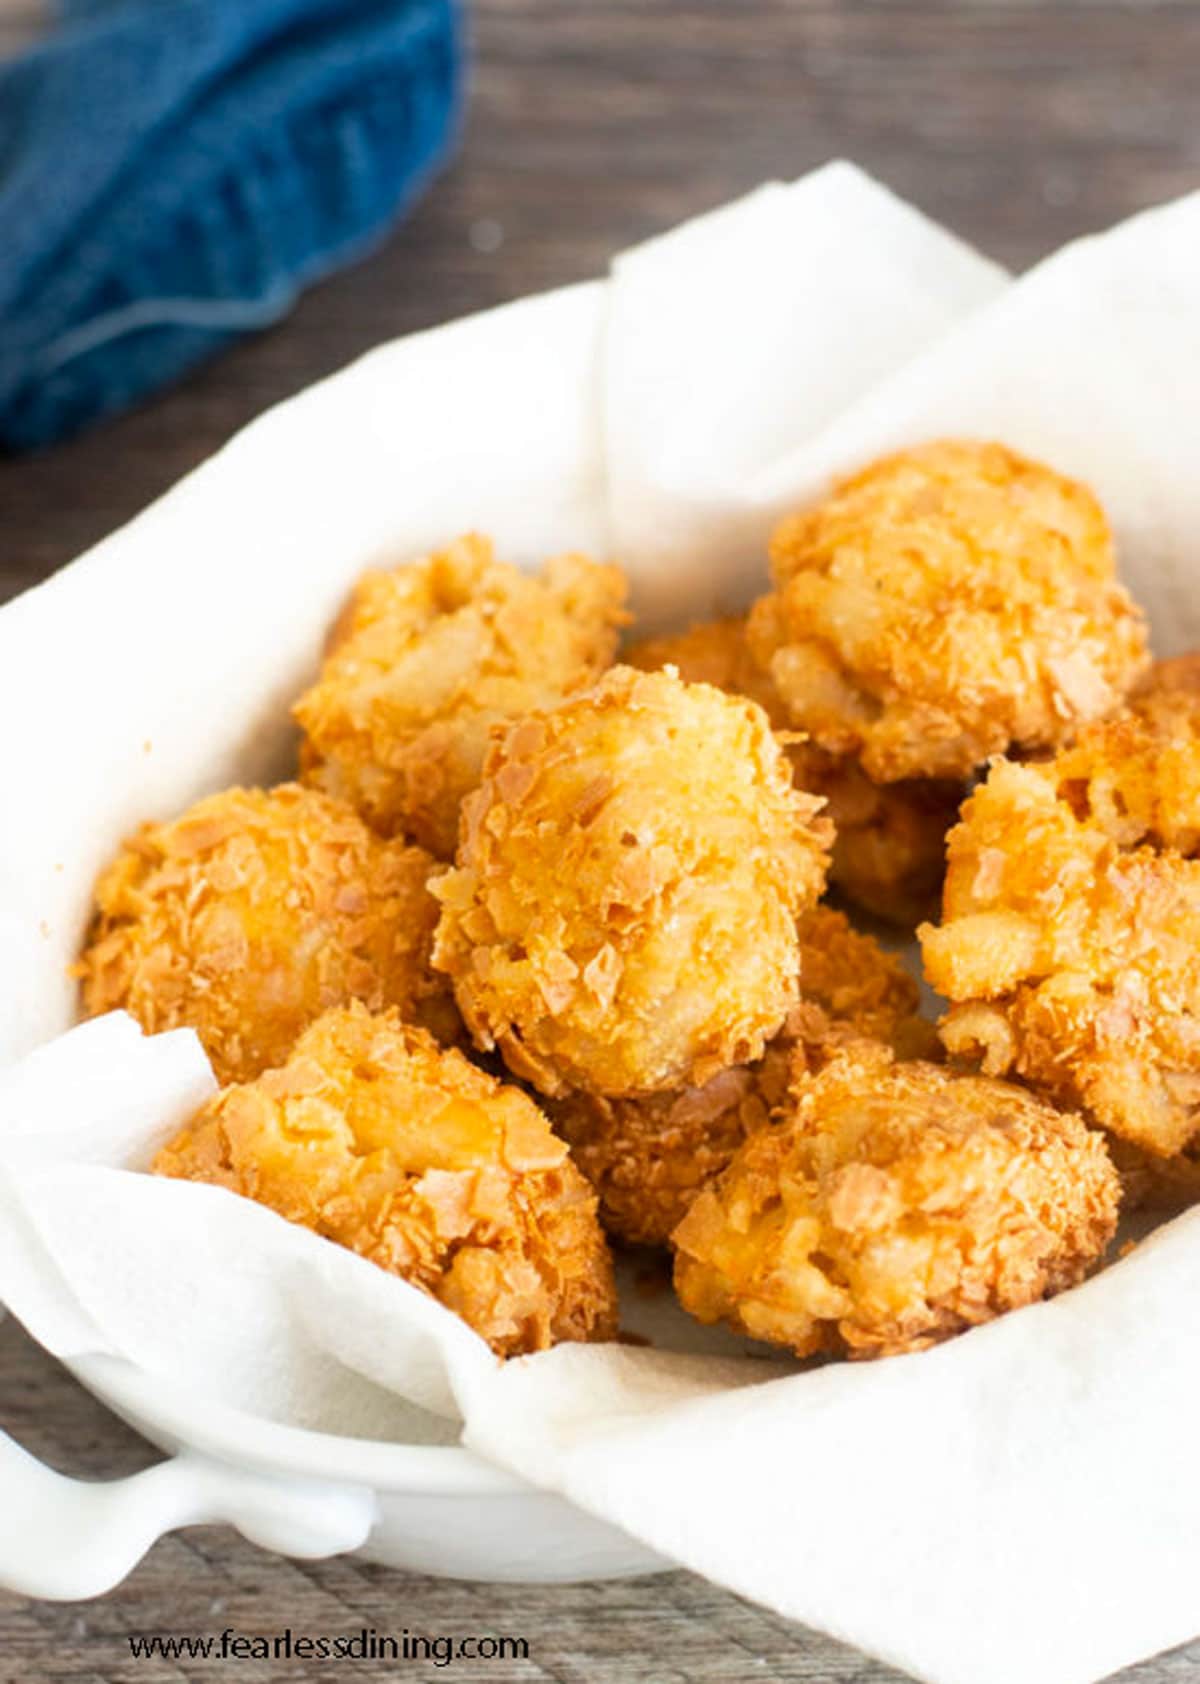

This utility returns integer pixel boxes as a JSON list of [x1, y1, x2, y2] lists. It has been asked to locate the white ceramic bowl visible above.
[[0, 1351, 666, 1600]]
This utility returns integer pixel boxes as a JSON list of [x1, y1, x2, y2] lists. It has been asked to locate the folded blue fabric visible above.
[[0, 0, 463, 449]]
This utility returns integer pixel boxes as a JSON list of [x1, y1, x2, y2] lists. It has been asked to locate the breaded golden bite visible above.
[[624, 617, 788, 726], [625, 615, 960, 925], [295, 534, 627, 857], [78, 784, 453, 1084], [1044, 663, 1200, 856], [746, 440, 1149, 782], [549, 907, 934, 1247], [551, 1063, 781, 1253], [153, 1004, 618, 1357], [1082, 662, 1200, 1191], [433, 665, 833, 1099], [789, 905, 938, 1067], [794, 757, 955, 929], [921, 757, 1200, 1157], [799, 752, 961, 926], [673, 1041, 1118, 1359]]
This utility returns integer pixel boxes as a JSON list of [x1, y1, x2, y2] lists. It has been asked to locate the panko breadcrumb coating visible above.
[[798, 751, 961, 926], [1097, 668, 1200, 1202], [790, 905, 938, 1068], [624, 617, 788, 728], [673, 1041, 1118, 1359], [746, 440, 1149, 783], [549, 906, 935, 1247], [921, 756, 1200, 1157], [78, 784, 454, 1084], [432, 665, 833, 1099], [295, 534, 627, 857], [1043, 663, 1200, 856], [153, 1004, 618, 1357], [625, 615, 960, 925]]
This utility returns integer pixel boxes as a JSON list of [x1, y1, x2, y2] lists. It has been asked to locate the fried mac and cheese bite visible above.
[[1044, 661, 1200, 856], [625, 615, 960, 925], [153, 1004, 618, 1357], [295, 534, 627, 857], [549, 906, 934, 1247], [78, 784, 453, 1084], [797, 751, 961, 926], [673, 1041, 1118, 1360], [788, 905, 938, 1068], [922, 684, 1200, 1159], [624, 616, 787, 726], [747, 440, 1148, 783], [432, 665, 833, 1099]]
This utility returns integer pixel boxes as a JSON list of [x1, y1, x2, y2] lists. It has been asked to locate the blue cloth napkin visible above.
[[0, 0, 463, 449]]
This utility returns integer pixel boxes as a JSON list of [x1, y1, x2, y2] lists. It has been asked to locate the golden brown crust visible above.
[[746, 440, 1149, 782], [548, 906, 934, 1247], [672, 1041, 1119, 1359], [77, 784, 455, 1084], [795, 747, 961, 925], [294, 533, 628, 857], [432, 665, 833, 1099], [153, 1004, 618, 1357], [1044, 668, 1200, 856], [625, 617, 788, 725], [791, 905, 938, 1064], [550, 1068, 775, 1252], [626, 615, 960, 925], [921, 755, 1200, 1157]]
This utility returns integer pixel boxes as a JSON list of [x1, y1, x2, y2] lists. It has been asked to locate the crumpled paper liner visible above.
[[3, 162, 1200, 1684]]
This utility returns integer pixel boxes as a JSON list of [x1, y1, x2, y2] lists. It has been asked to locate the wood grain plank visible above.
[[3, 0, 1200, 594]]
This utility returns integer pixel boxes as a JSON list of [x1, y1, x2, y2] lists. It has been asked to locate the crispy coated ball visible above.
[[549, 906, 934, 1247], [672, 1041, 1118, 1359], [626, 616, 961, 924], [794, 748, 960, 926], [746, 440, 1149, 782], [294, 533, 627, 857], [78, 784, 454, 1084], [1051, 657, 1200, 1204], [789, 905, 939, 1068], [433, 665, 833, 1099], [624, 617, 789, 727], [921, 757, 1200, 1157], [153, 1004, 618, 1357], [1094, 658, 1200, 1202], [550, 1066, 780, 1253], [1044, 662, 1200, 856]]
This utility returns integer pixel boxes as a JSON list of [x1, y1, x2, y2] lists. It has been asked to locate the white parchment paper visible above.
[[3, 163, 1200, 1684]]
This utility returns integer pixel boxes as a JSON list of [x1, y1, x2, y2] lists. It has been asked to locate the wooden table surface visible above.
[[3, 2, 1200, 1680]]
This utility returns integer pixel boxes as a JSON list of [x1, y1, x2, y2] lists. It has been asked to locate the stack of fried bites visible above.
[[79, 440, 1195, 1365]]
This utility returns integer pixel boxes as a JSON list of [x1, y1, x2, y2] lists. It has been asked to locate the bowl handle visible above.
[[0, 1424, 379, 1600]]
